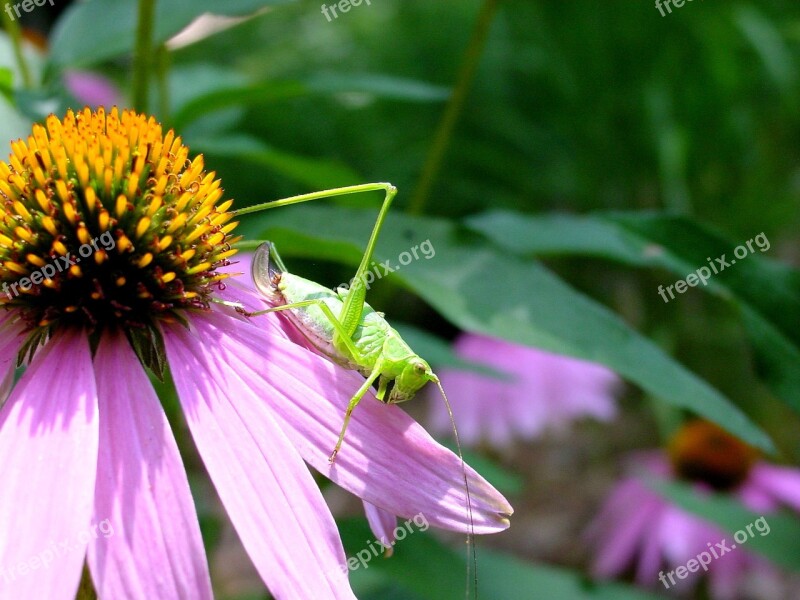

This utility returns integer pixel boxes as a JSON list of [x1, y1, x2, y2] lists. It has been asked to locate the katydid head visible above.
[[387, 356, 437, 403]]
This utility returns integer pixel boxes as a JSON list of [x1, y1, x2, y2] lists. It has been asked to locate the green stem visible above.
[[156, 43, 171, 120], [132, 0, 157, 113], [407, 0, 501, 215], [1, 8, 32, 88]]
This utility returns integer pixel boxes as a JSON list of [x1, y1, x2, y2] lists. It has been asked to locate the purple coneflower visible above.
[[0, 107, 512, 599], [427, 333, 620, 447], [587, 420, 800, 599]]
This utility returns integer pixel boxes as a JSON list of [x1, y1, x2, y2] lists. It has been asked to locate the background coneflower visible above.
[[427, 333, 621, 447], [587, 421, 800, 599]]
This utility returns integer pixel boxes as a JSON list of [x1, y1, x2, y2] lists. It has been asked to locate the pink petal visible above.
[[634, 519, 664, 585], [87, 331, 213, 599], [202, 311, 512, 534], [736, 479, 778, 513], [748, 463, 800, 512], [590, 480, 661, 577], [164, 318, 356, 600], [0, 330, 98, 600], [63, 71, 122, 108], [363, 501, 397, 555], [428, 333, 619, 445]]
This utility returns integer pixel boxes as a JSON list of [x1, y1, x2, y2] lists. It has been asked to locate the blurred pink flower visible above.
[[587, 429, 800, 599], [63, 71, 122, 108], [427, 333, 620, 446]]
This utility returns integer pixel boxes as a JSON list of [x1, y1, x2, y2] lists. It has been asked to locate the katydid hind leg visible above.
[[243, 298, 366, 364], [336, 184, 397, 339], [231, 182, 397, 218], [230, 182, 398, 343]]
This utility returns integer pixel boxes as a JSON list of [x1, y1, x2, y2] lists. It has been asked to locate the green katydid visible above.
[[231, 184, 478, 595], [231, 183, 459, 463]]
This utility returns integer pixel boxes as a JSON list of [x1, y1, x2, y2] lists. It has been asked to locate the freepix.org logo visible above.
[[3, 230, 116, 299], [4, 0, 56, 22], [658, 515, 770, 590]]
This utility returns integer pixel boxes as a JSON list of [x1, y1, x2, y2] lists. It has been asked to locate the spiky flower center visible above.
[[0, 107, 238, 357], [669, 420, 758, 490]]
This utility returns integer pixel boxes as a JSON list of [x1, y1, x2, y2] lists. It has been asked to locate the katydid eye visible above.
[[414, 362, 426, 374]]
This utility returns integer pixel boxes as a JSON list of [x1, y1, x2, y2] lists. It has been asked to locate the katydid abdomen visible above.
[[251, 242, 419, 399]]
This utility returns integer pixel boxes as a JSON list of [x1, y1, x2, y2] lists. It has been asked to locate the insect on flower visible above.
[[232, 184, 460, 460], [232, 182, 480, 590]]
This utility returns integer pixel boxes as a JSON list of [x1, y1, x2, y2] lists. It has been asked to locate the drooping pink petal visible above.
[[737, 479, 778, 513], [590, 479, 661, 577], [428, 333, 619, 446], [634, 517, 665, 585], [748, 463, 800, 512], [87, 331, 213, 600], [0, 330, 98, 600], [657, 506, 720, 587], [164, 317, 356, 600], [428, 371, 489, 445], [363, 501, 397, 554], [200, 311, 512, 534]]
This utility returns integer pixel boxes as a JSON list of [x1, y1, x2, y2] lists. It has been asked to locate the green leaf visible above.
[[651, 479, 800, 572], [337, 518, 663, 600], [477, 550, 665, 600], [466, 210, 800, 412], [734, 5, 796, 92], [305, 72, 450, 102], [240, 205, 773, 452], [171, 74, 449, 130], [49, 0, 295, 67], [192, 134, 362, 190]]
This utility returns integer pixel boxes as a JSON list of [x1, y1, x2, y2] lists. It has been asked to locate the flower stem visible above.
[[132, 0, 157, 113], [407, 0, 501, 215], [1, 9, 32, 88], [156, 43, 171, 121]]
